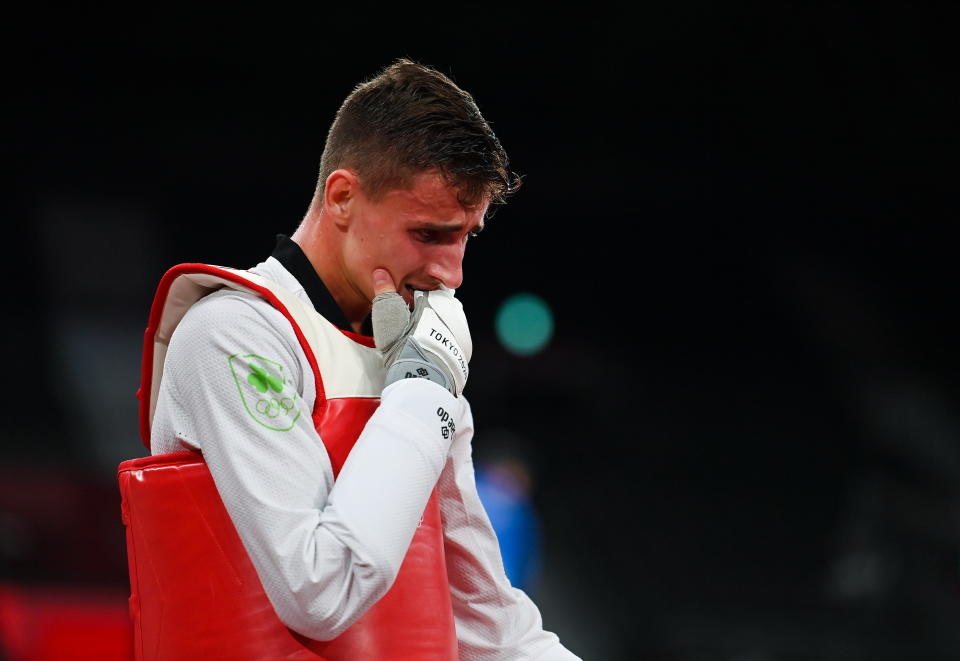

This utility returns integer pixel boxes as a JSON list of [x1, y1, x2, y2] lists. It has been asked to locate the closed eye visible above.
[[412, 222, 483, 243], [415, 229, 440, 243]]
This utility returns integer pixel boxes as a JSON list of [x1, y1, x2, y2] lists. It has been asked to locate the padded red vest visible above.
[[119, 263, 458, 660]]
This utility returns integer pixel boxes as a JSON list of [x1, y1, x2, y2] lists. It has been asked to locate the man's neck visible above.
[[290, 210, 370, 333]]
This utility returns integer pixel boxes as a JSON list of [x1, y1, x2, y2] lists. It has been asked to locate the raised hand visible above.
[[370, 268, 472, 397]]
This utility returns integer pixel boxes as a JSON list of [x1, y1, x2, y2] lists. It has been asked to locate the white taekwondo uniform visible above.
[[148, 236, 580, 660]]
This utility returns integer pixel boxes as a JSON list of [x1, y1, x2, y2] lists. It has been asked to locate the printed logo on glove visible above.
[[371, 270, 472, 397]]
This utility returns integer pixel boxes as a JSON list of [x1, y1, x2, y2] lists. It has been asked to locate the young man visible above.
[[144, 59, 579, 659]]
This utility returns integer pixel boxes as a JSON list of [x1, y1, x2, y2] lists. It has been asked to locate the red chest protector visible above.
[[118, 263, 458, 660]]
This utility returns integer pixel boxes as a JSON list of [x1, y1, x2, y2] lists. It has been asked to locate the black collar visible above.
[[270, 234, 373, 335]]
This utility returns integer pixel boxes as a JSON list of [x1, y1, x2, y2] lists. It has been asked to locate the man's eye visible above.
[[416, 230, 437, 243]]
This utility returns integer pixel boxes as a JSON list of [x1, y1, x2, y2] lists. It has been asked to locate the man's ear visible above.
[[324, 169, 358, 229]]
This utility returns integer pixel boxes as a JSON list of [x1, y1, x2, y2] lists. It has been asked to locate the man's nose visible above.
[[425, 244, 464, 289]]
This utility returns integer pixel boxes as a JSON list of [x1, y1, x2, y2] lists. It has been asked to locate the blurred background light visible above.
[[495, 293, 554, 356]]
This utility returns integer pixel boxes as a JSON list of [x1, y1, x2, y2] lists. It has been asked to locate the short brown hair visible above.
[[317, 58, 520, 214]]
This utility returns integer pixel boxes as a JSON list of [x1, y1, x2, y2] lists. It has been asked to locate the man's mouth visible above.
[[401, 283, 439, 308]]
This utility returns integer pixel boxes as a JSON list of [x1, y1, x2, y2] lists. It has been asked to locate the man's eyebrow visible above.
[[413, 221, 485, 234]]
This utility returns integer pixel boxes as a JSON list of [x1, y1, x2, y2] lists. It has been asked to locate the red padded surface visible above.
[[131, 264, 458, 659], [119, 449, 456, 660]]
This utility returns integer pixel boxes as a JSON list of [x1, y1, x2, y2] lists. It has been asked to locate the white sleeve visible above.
[[151, 290, 465, 641], [438, 399, 582, 661]]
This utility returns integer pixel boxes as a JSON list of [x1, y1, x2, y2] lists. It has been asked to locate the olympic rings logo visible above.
[[255, 397, 295, 418]]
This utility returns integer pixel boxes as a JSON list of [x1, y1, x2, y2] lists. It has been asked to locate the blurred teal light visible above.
[[495, 293, 553, 356]]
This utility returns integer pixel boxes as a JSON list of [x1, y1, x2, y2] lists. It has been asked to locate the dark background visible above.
[[3, 4, 958, 659]]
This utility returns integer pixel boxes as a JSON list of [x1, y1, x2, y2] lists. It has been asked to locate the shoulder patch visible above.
[[228, 353, 302, 431]]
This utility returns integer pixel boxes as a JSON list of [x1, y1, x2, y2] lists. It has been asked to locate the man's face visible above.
[[341, 169, 488, 309]]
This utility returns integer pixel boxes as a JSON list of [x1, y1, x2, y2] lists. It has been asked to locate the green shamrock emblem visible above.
[[247, 363, 284, 393], [228, 353, 301, 431]]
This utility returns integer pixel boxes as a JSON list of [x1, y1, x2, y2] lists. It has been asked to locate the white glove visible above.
[[372, 284, 472, 397]]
